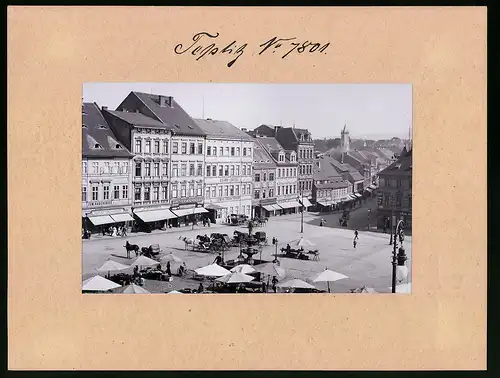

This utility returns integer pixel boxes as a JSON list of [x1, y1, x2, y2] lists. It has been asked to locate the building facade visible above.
[[194, 118, 254, 222], [82, 103, 134, 233], [376, 148, 412, 230], [251, 138, 278, 218], [312, 156, 351, 211]]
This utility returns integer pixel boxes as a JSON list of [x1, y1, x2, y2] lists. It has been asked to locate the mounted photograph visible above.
[[82, 83, 412, 294]]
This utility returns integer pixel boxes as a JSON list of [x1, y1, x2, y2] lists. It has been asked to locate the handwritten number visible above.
[[309, 43, 320, 52], [319, 43, 330, 53], [297, 41, 310, 53]]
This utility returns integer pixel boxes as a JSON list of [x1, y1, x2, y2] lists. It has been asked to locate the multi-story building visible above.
[[256, 136, 300, 215], [104, 91, 208, 229], [326, 158, 364, 207], [82, 103, 134, 233], [251, 138, 278, 218], [376, 147, 412, 230], [254, 125, 314, 209], [194, 118, 254, 222], [312, 156, 351, 212]]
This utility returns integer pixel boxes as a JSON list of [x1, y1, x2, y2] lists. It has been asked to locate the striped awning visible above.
[[88, 215, 115, 226], [135, 209, 177, 222], [270, 204, 282, 210], [278, 200, 301, 209], [110, 213, 134, 222], [300, 198, 313, 207], [261, 205, 275, 211]]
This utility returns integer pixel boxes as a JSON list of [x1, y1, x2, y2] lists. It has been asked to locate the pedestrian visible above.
[[166, 261, 171, 276], [354, 229, 359, 240], [272, 276, 278, 293], [353, 238, 357, 249], [122, 226, 127, 237], [214, 253, 222, 265], [227, 216, 230, 224], [262, 281, 267, 293], [198, 283, 204, 293]]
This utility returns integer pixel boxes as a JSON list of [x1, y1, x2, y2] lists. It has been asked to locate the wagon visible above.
[[254, 231, 269, 245], [230, 214, 248, 226]]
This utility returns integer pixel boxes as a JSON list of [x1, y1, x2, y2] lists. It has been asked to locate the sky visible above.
[[83, 83, 412, 140]]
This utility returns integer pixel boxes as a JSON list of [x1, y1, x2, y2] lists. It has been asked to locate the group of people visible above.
[[102, 225, 127, 237]]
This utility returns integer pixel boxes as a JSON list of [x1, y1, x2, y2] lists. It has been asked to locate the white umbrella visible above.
[[96, 260, 130, 276], [216, 272, 255, 284], [277, 278, 316, 290], [131, 255, 158, 267], [167, 290, 183, 294], [254, 263, 286, 278], [121, 283, 151, 294], [195, 263, 231, 277], [82, 275, 121, 292], [310, 268, 349, 293], [288, 237, 316, 249], [161, 253, 183, 263], [230, 264, 256, 274]]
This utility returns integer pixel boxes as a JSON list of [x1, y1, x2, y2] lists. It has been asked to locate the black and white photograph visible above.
[[82, 83, 413, 294]]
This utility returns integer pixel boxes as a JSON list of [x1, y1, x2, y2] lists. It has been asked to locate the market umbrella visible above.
[[82, 275, 121, 292], [276, 278, 316, 290], [230, 264, 256, 274], [96, 259, 130, 277], [167, 290, 183, 294], [131, 255, 158, 267], [161, 253, 183, 264], [216, 272, 255, 284], [254, 263, 286, 279], [121, 283, 151, 294], [195, 263, 231, 277], [310, 268, 349, 293], [288, 237, 316, 249]]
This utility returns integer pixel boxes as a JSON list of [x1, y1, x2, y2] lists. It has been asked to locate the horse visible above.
[[124, 241, 140, 258], [178, 236, 195, 250]]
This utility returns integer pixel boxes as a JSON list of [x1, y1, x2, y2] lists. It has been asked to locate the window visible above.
[[285, 186, 289, 195], [242, 185, 246, 195], [92, 162, 99, 174], [235, 185, 240, 196], [122, 185, 128, 199], [145, 140, 151, 153], [198, 143, 203, 154], [162, 186, 167, 200], [113, 162, 120, 174], [145, 163, 151, 176], [243, 147, 247, 156], [263, 173, 267, 181], [396, 193, 402, 207], [236, 147, 240, 156], [154, 140, 160, 154], [255, 173, 260, 182], [82, 162, 87, 174], [230, 165, 235, 176], [212, 166, 217, 176], [197, 164, 203, 176], [262, 190, 267, 199], [248, 148, 251, 156], [277, 186, 281, 195], [154, 163, 159, 176], [206, 186, 210, 198], [189, 183, 195, 197], [206, 165, 211, 177], [269, 173, 274, 181], [134, 187, 141, 201], [207, 146, 211, 155], [172, 185, 178, 198], [162, 163, 168, 176], [103, 186, 110, 200], [236, 165, 240, 176], [293, 185, 296, 194], [269, 189, 274, 197], [172, 142, 178, 154], [190, 143, 195, 154], [135, 139, 142, 153], [104, 162, 110, 173], [279, 154, 284, 162], [94, 143, 103, 149], [230, 185, 234, 196], [224, 165, 229, 176], [181, 164, 187, 176], [231, 147, 235, 156], [163, 140, 168, 154], [181, 142, 187, 154], [247, 184, 251, 194], [224, 186, 229, 196], [219, 165, 223, 176], [218, 186, 223, 197], [189, 164, 195, 176], [181, 184, 186, 197], [243, 165, 247, 176], [172, 163, 178, 177], [82, 187, 87, 201], [286, 169, 289, 177], [254, 190, 260, 199], [153, 187, 159, 200], [144, 186, 150, 201], [114, 185, 120, 199], [212, 187, 216, 197]]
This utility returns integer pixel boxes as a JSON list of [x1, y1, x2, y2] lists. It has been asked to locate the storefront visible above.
[[170, 198, 208, 227], [132, 206, 178, 232], [299, 197, 313, 211], [83, 208, 134, 236], [316, 199, 334, 212], [276, 200, 302, 215], [204, 203, 224, 224]]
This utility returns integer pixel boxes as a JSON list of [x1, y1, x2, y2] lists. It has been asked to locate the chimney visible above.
[[166, 96, 173, 107], [274, 125, 282, 136]]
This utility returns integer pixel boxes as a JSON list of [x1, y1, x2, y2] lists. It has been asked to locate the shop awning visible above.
[[300, 198, 313, 207], [194, 207, 209, 214], [88, 215, 115, 226], [278, 201, 301, 209], [317, 199, 330, 206], [349, 194, 357, 200], [172, 207, 208, 217], [261, 205, 275, 211], [205, 203, 224, 210], [270, 204, 282, 210], [110, 213, 134, 222], [135, 209, 177, 222]]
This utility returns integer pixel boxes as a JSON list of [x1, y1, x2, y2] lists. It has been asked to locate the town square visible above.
[[82, 83, 413, 294]]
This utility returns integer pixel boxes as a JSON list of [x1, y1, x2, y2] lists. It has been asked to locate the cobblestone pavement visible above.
[[83, 212, 412, 293]]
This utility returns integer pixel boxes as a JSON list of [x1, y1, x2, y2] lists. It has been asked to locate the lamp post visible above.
[[298, 191, 304, 233], [391, 220, 407, 293], [367, 209, 371, 231]]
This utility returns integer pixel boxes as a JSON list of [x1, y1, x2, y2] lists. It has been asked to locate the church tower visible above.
[[340, 123, 350, 153]]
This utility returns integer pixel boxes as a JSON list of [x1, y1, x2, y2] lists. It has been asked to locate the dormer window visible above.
[[300, 134, 305, 141], [115, 144, 123, 149], [94, 143, 103, 149], [279, 153, 285, 162], [97, 124, 107, 129]]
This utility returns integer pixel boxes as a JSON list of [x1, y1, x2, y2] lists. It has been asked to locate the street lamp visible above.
[[391, 220, 407, 293], [367, 209, 371, 231], [298, 191, 304, 233]]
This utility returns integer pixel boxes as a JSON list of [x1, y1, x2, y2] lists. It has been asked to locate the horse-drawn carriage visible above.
[[230, 214, 248, 226], [124, 241, 161, 259], [254, 231, 269, 246], [191, 233, 232, 253], [252, 217, 268, 227]]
